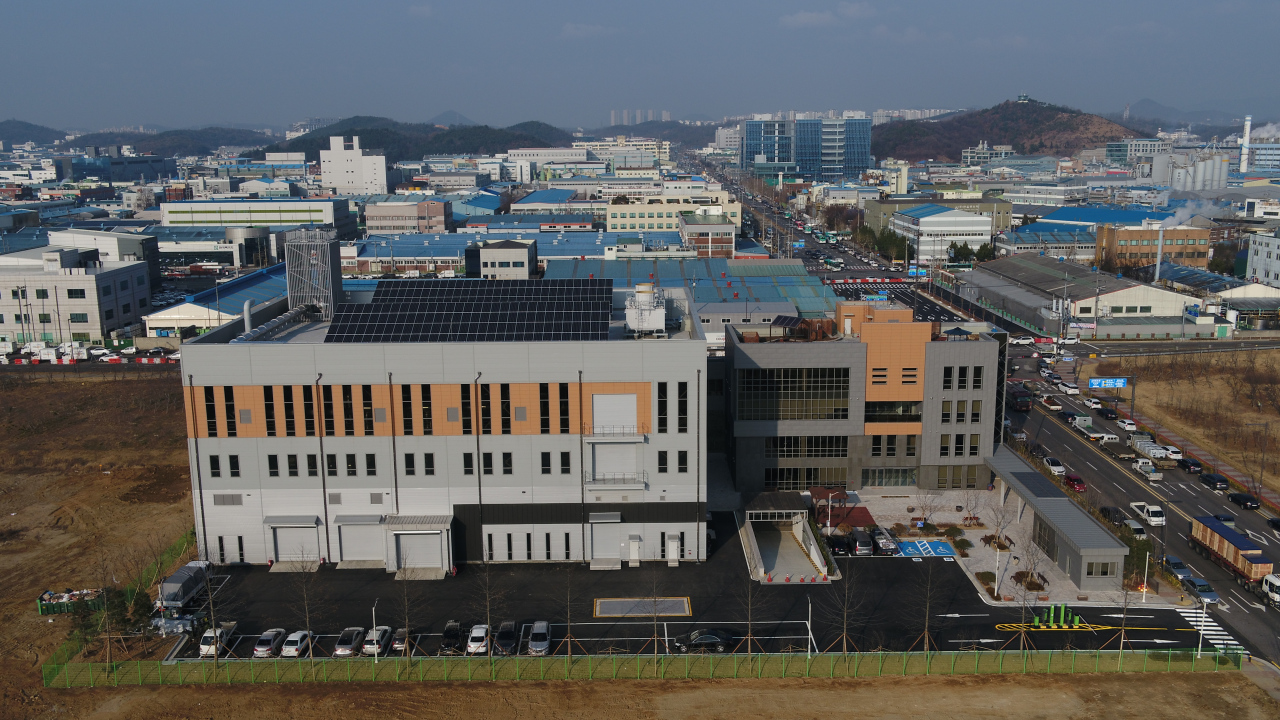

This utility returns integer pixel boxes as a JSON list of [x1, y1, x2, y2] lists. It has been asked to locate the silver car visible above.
[[334, 626, 365, 657], [528, 621, 551, 656], [253, 628, 286, 658]]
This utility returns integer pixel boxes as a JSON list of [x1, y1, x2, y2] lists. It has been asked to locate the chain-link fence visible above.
[[43, 649, 1241, 687]]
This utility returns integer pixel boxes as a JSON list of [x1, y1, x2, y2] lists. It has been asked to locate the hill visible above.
[[428, 110, 478, 127], [870, 101, 1142, 162], [589, 121, 716, 147], [247, 116, 563, 163], [72, 127, 272, 156], [0, 119, 66, 146]]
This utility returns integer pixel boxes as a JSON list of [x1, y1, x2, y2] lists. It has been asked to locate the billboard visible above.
[[1088, 377, 1128, 389]]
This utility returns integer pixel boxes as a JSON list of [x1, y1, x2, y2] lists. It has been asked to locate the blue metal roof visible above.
[[186, 264, 288, 314], [895, 203, 956, 220], [514, 189, 576, 204], [1037, 207, 1173, 227]]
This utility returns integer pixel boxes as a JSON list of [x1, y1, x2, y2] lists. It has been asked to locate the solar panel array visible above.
[[324, 279, 612, 343]]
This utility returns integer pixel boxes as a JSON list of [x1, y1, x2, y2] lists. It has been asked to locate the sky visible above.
[[4, 0, 1277, 131]]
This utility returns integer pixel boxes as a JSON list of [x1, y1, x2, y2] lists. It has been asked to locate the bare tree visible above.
[[396, 574, 427, 659], [960, 486, 983, 528], [287, 569, 323, 670], [467, 562, 509, 659], [814, 558, 865, 653], [984, 488, 1017, 598], [913, 485, 942, 529], [731, 573, 775, 655], [901, 561, 949, 654]]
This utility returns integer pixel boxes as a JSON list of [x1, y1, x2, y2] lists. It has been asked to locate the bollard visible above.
[[785, 574, 791, 582], [767, 573, 772, 582]]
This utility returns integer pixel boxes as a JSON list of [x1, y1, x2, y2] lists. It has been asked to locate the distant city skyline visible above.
[[5, 0, 1277, 130]]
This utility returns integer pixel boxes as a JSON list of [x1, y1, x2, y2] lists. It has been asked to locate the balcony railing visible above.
[[584, 425, 648, 439], [583, 471, 649, 489]]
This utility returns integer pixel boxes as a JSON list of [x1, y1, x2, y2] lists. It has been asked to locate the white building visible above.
[[0, 252, 151, 344], [713, 126, 741, 152], [161, 198, 357, 239], [889, 204, 994, 264], [320, 136, 389, 195], [1001, 184, 1089, 207], [507, 147, 591, 164], [1246, 230, 1280, 286]]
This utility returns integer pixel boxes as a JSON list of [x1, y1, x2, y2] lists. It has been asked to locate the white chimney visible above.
[[1240, 115, 1252, 173]]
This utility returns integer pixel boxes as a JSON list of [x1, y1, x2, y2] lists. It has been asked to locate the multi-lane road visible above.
[[1007, 357, 1280, 661]]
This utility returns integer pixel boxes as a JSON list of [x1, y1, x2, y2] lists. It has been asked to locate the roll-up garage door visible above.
[[339, 525, 384, 562], [397, 533, 443, 569], [274, 527, 320, 562], [592, 393, 637, 433], [591, 524, 620, 559]]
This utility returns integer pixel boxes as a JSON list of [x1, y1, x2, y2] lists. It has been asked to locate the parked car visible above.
[[439, 620, 462, 655], [1117, 419, 1137, 431], [528, 620, 551, 656], [1227, 493, 1260, 510], [1098, 408, 1119, 420], [871, 527, 899, 555], [120, 345, 138, 355], [671, 629, 733, 654], [1083, 398, 1102, 409], [1181, 577, 1220, 605], [1163, 446, 1184, 460], [1064, 474, 1087, 493], [465, 624, 489, 655], [826, 536, 851, 557], [253, 628, 286, 658], [334, 627, 366, 657], [392, 628, 409, 654], [281, 630, 312, 658], [147, 347, 169, 356], [1200, 473, 1229, 491], [494, 621, 518, 656], [362, 626, 392, 656], [1213, 513, 1236, 528], [1162, 555, 1192, 581], [1043, 457, 1066, 476], [1177, 457, 1203, 474], [850, 529, 874, 556], [1123, 519, 1147, 540]]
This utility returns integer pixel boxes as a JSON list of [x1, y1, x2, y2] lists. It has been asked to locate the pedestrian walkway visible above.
[[1174, 607, 1246, 653]]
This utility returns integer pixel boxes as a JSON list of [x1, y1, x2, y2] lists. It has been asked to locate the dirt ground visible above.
[[2, 672, 1277, 720], [0, 370, 1277, 719]]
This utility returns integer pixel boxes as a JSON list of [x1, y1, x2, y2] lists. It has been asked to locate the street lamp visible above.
[[372, 597, 380, 664]]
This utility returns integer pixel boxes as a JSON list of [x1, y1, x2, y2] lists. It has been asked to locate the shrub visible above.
[[920, 522, 938, 535], [942, 526, 964, 539], [975, 571, 996, 585], [953, 538, 974, 551]]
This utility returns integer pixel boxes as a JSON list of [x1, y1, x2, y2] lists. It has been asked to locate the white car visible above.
[[281, 630, 312, 658], [87, 346, 110, 356], [1083, 398, 1103, 409], [1059, 336, 1080, 345], [1058, 382, 1080, 395], [1009, 336, 1035, 346], [96, 353, 121, 362], [1043, 457, 1066, 475], [1118, 419, 1138, 431], [1164, 445, 1183, 460], [120, 345, 138, 355], [466, 624, 489, 655]]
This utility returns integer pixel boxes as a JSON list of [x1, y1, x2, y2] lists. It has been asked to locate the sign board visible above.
[[1088, 377, 1128, 389]]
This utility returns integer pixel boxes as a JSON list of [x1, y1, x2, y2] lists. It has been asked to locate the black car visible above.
[[826, 536, 851, 556], [1200, 473, 1229, 491], [1269, 517, 1280, 531], [494, 621, 518, 656], [1057, 410, 1077, 421], [671, 629, 733, 654], [1213, 513, 1236, 528], [1097, 408, 1119, 420], [1228, 493, 1260, 510], [1100, 506, 1126, 526], [439, 620, 462, 655], [1177, 457, 1202, 474]]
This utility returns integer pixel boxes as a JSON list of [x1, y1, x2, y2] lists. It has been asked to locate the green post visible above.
[[999, 651, 1004, 674], [1095, 650, 1100, 673], [89, 663, 93, 688], [138, 662, 142, 685], [951, 652, 957, 675], [974, 652, 979, 674], [734, 654, 739, 678], [1143, 651, 1148, 673], [157, 661, 162, 686], [1046, 652, 1052, 674], [540, 657, 544, 681], [878, 651, 884, 677], [1071, 650, 1076, 673], [1167, 651, 1171, 672]]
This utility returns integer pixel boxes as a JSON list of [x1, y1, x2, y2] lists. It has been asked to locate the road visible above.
[[1006, 361, 1280, 661]]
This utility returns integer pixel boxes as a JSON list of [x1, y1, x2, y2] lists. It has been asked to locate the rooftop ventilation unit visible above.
[[624, 283, 667, 337], [284, 233, 342, 321]]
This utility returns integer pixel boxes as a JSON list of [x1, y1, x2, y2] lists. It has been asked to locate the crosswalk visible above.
[[1173, 607, 1245, 652]]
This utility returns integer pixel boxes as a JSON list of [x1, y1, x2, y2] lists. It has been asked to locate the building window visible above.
[[871, 435, 883, 457], [559, 383, 570, 434], [766, 467, 847, 490], [677, 382, 688, 433], [404, 453, 416, 476], [122, 303, 131, 315], [424, 453, 434, 475], [1078, 306, 1092, 315], [906, 436, 917, 457], [539, 383, 550, 434], [658, 451, 668, 473], [342, 385, 355, 436], [971, 400, 982, 424], [268, 455, 279, 477], [957, 366, 968, 390], [480, 384, 492, 435], [67, 288, 86, 299], [287, 455, 299, 477], [954, 434, 965, 457], [323, 385, 335, 436], [941, 400, 951, 424], [657, 382, 668, 433], [341, 454, 354, 476], [365, 454, 377, 476], [1111, 306, 1123, 314], [560, 451, 571, 474], [736, 368, 850, 420], [942, 366, 953, 390], [885, 435, 897, 457], [212, 494, 242, 506], [326, 454, 338, 477], [209, 455, 221, 478], [302, 385, 315, 437], [461, 384, 473, 435], [864, 401, 921, 423], [940, 434, 950, 457], [541, 451, 552, 475], [500, 384, 512, 434], [421, 385, 433, 435], [282, 386, 296, 437], [37, 313, 51, 323], [203, 386, 218, 436], [264, 387, 276, 436], [502, 452, 513, 475], [955, 400, 967, 424], [860, 468, 917, 487], [362, 385, 374, 435], [678, 450, 688, 473], [402, 385, 414, 435], [969, 434, 980, 457], [1139, 306, 1151, 313], [972, 366, 984, 390], [463, 453, 474, 475], [482, 452, 493, 475], [68, 313, 88, 323]]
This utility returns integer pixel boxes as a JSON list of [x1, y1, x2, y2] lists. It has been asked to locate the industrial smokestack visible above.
[[1154, 227, 1164, 283], [1241, 115, 1252, 173]]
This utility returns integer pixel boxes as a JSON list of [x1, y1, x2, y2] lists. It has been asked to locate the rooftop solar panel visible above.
[[325, 279, 613, 343]]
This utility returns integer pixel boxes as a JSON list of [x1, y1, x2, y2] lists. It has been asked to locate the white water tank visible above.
[[624, 284, 666, 334]]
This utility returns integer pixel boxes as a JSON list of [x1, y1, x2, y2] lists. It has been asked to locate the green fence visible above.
[[42, 649, 1241, 687]]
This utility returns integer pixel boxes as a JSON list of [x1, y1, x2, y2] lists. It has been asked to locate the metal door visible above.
[[591, 523, 620, 559], [274, 526, 320, 562], [397, 532, 442, 569], [339, 525, 383, 561]]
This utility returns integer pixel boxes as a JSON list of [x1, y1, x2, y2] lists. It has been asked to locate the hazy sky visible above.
[[6, 0, 1276, 131]]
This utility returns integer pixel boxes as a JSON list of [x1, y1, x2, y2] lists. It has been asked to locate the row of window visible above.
[[207, 383, 688, 439], [484, 531, 687, 562], [12, 287, 91, 300], [210, 450, 689, 479], [611, 211, 680, 219], [869, 434, 917, 457], [941, 366, 984, 391], [479, 261, 526, 268], [940, 400, 981, 424], [612, 223, 676, 230], [736, 368, 849, 421], [2, 308, 133, 325], [1116, 238, 1207, 246], [764, 467, 847, 491], [1075, 305, 1155, 316], [765, 436, 848, 458], [869, 367, 917, 386], [939, 434, 981, 457]]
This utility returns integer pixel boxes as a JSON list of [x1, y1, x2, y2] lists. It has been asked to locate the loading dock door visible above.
[[397, 532, 443, 569], [274, 526, 320, 562], [339, 525, 384, 562], [592, 524, 620, 559]]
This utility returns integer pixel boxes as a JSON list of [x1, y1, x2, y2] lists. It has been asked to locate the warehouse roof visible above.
[[1133, 261, 1248, 294], [987, 447, 1128, 554], [1036, 206, 1173, 228], [895, 203, 960, 220], [968, 254, 1138, 299], [514, 189, 576, 205]]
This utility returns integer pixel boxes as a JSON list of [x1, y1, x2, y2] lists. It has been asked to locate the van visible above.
[[850, 529, 874, 556], [1123, 519, 1147, 540]]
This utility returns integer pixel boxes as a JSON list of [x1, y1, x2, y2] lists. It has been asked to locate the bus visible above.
[[823, 257, 845, 270]]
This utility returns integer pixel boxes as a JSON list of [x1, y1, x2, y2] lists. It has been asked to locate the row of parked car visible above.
[[827, 527, 899, 557]]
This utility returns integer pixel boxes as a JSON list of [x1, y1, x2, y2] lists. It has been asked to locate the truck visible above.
[[1129, 501, 1166, 526], [158, 561, 210, 610], [198, 621, 238, 658], [1038, 395, 1062, 411], [1127, 432, 1177, 469], [1188, 516, 1280, 608], [1132, 458, 1164, 482], [1006, 390, 1032, 412]]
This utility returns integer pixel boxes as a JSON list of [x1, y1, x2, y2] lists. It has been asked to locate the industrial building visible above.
[[1096, 224, 1211, 270], [0, 251, 151, 344], [993, 230, 1097, 262], [1105, 138, 1172, 165], [724, 301, 1002, 494], [160, 198, 357, 240], [320, 136, 391, 195], [865, 197, 1013, 235], [740, 118, 872, 182], [606, 192, 741, 233], [889, 204, 994, 264], [180, 241, 707, 572]]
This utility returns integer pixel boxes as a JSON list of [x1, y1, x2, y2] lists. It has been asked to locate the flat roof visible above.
[[968, 254, 1140, 298], [986, 447, 1128, 553]]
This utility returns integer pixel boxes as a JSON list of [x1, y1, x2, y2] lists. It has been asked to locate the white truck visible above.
[[1131, 458, 1164, 482], [1128, 501, 1166, 527]]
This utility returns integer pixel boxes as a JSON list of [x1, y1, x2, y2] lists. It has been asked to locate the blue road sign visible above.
[[1088, 377, 1128, 389]]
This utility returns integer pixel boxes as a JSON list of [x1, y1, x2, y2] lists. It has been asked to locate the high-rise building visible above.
[[320, 136, 389, 195], [610, 110, 618, 126], [740, 118, 872, 182], [661, 111, 671, 122], [621, 109, 630, 126]]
